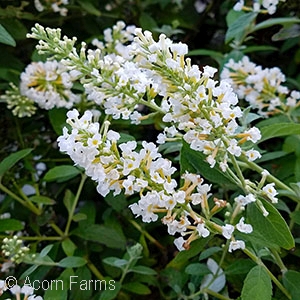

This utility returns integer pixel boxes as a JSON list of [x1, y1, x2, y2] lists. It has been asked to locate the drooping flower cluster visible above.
[[57, 109, 255, 251], [221, 56, 300, 117], [34, 0, 69, 16], [20, 60, 80, 110], [233, 0, 285, 15], [27, 22, 281, 252]]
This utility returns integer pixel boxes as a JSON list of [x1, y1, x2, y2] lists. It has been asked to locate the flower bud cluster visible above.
[[1, 236, 29, 264], [1, 83, 37, 118], [221, 56, 300, 117]]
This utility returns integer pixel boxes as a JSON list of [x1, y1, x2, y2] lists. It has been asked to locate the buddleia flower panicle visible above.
[[29, 22, 276, 252], [57, 109, 254, 251], [132, 29, 262, 170], [221, 55, 300, 117]]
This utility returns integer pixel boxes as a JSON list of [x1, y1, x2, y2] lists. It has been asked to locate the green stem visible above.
[[0, 180, 41, 215], [64, 173, 87, 236], [243, 248, 291, 299], [289, 202, 300, 230], [129, 219, 165, 250], [242, 159, 295, 195], [50, 223, 65, 237], [228, 153, 247, 190], [87, 260, 105, 280], [270, 248, 288, 274], [139, 98, 165, 114], [202, 289, 233, 300], [14, 118, 25, 148]]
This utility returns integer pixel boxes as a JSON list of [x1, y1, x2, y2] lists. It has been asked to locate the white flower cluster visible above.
[[28, 23, 263, 170], [221, 56, 300, 117], [92, 21, 136, 60], [28, 22, 275, 252], [132, 30, 262, 169], [34, 0, 69, 16], [57, 109, 255, 251], [233, 0, 285, 15], [20, 60, 80, 110], [0, 280, 43, 300]]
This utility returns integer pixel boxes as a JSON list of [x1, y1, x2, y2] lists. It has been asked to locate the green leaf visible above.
[[0, 148, 32, 177], [272, 24, 300, 41], [122, 282, 151, 295], [44, 268, 73, 300], [167, 237, 212, 269], [74, 224, 126, 249], [25, 254, 55, 266], [0, 24, 16, 46], [243, 199, 294, 250], [69, 267, 93, 300], [62, 238, 77, 257], [256, 151, 288, 163], [188, 49, 224, 64], [139, 13, 157, 31], [252, 17, 300, 33], [40, 244, 54, 257], [180, 141, 232, 185], [225, 12, 257, 44], [225, 259, 256, 275], [58, 256, 87, 268], [19, 265, 40, 279], [99, 281, 121, 300], [226, 9, 245, 27], [76, 0, 101, 16], [48, 108, 68, 135], [130, 265, 157, 275], [258, 123, 300, 143], [283, 270, 300, 300], [28, 195, 56, 205], [0, 219, 24, 232], [290, 211, 300, 225], [43, 165, 81, 182], [63, 189, 75, 216], [199, 246, 222, 261], [103, 257, 128, 268], [185, 263, 210, 276], [0, 19, 27, 40], [104, 193, 128, 213], [242, 45, 278, 54], [241, 265, 272, 300], [72, 213, 87, 222]]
